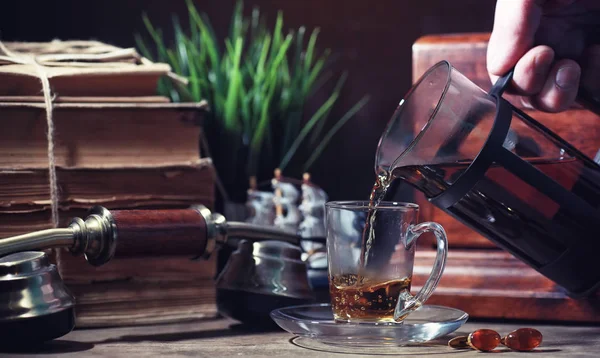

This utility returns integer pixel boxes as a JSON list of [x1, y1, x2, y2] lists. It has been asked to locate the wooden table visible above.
[[2, 318, 599, 357]]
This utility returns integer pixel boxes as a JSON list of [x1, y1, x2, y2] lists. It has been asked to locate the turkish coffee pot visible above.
[[0, 205, 314, 344], [377, 61, 600, 297]]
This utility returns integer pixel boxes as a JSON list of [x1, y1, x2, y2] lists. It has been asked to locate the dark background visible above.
[[0, 0, 497, 201]]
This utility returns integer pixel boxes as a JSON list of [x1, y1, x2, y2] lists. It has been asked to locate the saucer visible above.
[[270, 303, 468, 347]]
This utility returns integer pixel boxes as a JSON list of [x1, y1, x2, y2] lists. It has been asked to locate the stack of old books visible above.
[[0, 40, 218, 327]]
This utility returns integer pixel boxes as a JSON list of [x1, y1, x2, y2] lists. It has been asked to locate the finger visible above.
[[487, 0, 544, 78], [519, 96, 536, 110], [532, 59, 581, 112], [512, 45, 555, 95]]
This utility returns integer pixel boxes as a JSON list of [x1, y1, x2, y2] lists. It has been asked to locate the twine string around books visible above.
[[0, 41, 59, 227], [0, 39, 186, 228]]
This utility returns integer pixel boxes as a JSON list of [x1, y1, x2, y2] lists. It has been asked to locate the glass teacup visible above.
[[325, 201, 448, 323]]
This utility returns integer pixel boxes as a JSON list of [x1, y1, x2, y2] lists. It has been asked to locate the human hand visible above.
[[487, 0, 600, 112]]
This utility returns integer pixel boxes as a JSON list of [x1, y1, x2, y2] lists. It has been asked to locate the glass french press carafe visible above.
[[376, 61, 600, 297]]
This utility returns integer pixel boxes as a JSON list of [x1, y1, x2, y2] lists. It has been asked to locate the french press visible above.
[[377, 61, 600, 297]]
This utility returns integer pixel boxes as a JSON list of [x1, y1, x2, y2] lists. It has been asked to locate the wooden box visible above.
[[410, 33, 600, 322]]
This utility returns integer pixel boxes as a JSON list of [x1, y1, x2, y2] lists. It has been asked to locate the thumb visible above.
[[487, 0, 544, 78]]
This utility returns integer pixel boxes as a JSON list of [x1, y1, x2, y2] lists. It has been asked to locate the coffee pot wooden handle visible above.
[[110, 208, 209, 258], [69, 205, 222, 266], [0, 206, 221, 267]]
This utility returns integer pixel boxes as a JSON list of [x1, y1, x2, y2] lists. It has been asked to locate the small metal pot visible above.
[[216, 240, 315, 326]]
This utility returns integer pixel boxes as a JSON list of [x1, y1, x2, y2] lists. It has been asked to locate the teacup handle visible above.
[[394, 222, 448, 321]]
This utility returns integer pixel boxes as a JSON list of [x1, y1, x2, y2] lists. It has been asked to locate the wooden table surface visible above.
[[2, 318, 599, 357]]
